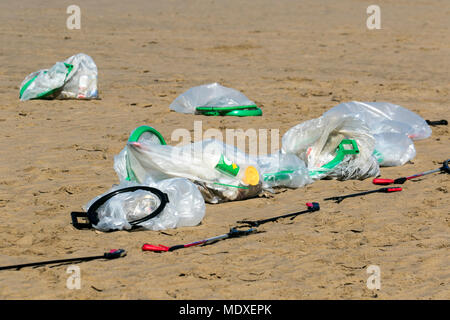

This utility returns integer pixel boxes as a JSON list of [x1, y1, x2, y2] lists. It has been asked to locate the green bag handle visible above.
[[125, 126, 252, 190], [309, 139, 360, 177], [196, 105, 262, 117], [127, 125, 166, 145], [126, 126, 166, 181]]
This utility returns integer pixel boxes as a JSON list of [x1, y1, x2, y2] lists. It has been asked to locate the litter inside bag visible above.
[[114, 126, 313, 201], [169, 82, 261, 116], [19, 53, 98, 101], [323, 101, 431, 166], [84, 178, 205, 232], [282, 112, 380, 181]]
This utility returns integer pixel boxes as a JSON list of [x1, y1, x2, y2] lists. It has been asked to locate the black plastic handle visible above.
[[426, 119, 448, 126]]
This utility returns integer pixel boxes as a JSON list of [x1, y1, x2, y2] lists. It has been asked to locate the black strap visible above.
[[73, 186, 169, 230]]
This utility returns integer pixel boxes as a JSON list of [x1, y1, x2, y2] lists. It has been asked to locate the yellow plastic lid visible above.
[[242, 166, 260, 186]]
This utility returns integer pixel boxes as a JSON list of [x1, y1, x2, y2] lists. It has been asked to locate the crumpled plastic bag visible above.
[[19, 53, 98, 101], [83, 178, 205, 232], [323, 101, 431, 166], [282, 112, 380, 181], [169, 82, 256, 114]]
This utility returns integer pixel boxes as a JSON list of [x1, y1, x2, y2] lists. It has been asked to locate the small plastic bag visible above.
[[169, 83, 258, 115], [19, 53, 98, 101], [282, 112, 380, 181], [255, 152, 313, 189], [83, 178, 205, 232]]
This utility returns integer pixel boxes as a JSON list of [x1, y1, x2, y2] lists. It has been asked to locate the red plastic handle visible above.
[[142, 244, 169, 252], [373, 178, 395, 185], [387, 187, 402, 192]]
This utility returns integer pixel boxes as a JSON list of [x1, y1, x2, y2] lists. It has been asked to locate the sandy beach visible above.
[[0, 0, 449, 299]]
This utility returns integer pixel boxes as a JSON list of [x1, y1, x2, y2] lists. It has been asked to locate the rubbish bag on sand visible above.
[[169, 83, 262, 116], [323, 101, 431, 166], [282, 112, 380, 181], [19, 53, 98, 101], [83, 178, 205, 232]]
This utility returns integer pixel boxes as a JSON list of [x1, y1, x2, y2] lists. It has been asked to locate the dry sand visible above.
[[0, 0, 449, 299]]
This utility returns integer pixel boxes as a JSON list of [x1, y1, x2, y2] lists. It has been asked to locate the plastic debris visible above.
[[169, 83, 262, 116]]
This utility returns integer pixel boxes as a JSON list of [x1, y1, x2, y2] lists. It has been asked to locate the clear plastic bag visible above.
[[19, 53, 98, 101], [83, 178, 205, 232], [323, 101, 431, 166], [282, 112, 380, 181], [115, 138, 263, 203], [115, 127, 312, 198], [169, 83, 256, 114]]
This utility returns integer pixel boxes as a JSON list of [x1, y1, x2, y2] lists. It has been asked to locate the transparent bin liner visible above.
[[84, 178, 205, 231], [169, 83, 255, 114], [59, 53, 98, 99], [119, 138, 264, 203], [19, 53, 98, 101], [114, 137, 312, 202]]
